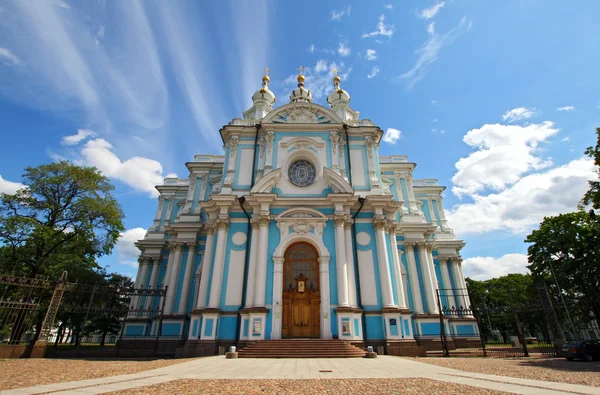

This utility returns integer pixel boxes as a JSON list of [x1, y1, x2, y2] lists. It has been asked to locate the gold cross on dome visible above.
[[296, 65, 304, 75], [333, 67, 340, 76], [264, 67, 269, 75]]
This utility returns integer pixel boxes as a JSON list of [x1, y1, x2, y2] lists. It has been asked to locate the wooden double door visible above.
[[282, 242, 321, 338]]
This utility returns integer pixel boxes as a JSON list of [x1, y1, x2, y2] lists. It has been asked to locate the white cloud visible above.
[[338, 42, 351, 57], [365, 49, 377, 61], [447, 157, 596, 235], [385, 4, 393, 9], [427, 22, 435, 35], [431, 99, 437, 105], [452, 122, 558, 197], [61, 129, 96, 145], [80, 138, 166, 197], [281, 60, 352, 103], [116, 227, 146, 268], [420, 2, 445, 20], [382, 128, 401, 144], [308, 44, 316, 53], [557, 105, 574, 112], [399, 16, 469, 89], [331, 5, 351, 21], [502, 107, 535, 122], [362, 14, 395, 38], [315, 60, 328, 73], [0, 47, 21, 65], [561, 136, 570, 142], [367, 66, 380, 79], [0, 175, 25, 194], [463, 254, 529, 280]]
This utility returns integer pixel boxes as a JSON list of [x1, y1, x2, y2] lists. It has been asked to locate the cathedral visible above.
[[127, 69, 477, 356]]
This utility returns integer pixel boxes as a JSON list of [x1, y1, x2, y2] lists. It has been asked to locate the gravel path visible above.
[[415, 357, 600, 387], [105, 378, 508, 395], [0, 358, 196, 390]]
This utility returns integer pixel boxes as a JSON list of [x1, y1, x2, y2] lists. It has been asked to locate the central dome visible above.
[[290, 73, 312, 103]]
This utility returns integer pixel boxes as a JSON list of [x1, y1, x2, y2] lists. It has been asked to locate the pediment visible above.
[[280, 137, 325, 150], [276, 207, 328, 221], [262, 103, 343, 125]]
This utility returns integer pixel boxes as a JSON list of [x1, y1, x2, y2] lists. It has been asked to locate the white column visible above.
[[196, 224, 215, 309], [319, 257, 333, 339], [330, 131, 340, 174], [365, 136, 381, 191], [373, 218, 395, 308], [439, 257, 457, 310], [389, 226, 407, 309], [405, 242, 424, 314], [245, 219, 260, 307], [149, 196, 165, 230], [271, 257, 284, 339], [334, 215, 349, 307], [427, 196, 440, 228], [162, 244, 175, 289], [130, 257, 147, 313], [164, 243, 183, 314], [344, 217, 357, 307], [417, 242, 439, 314], [264, 131, 275, 173], [253, 215, 270, 307], [136, 260, 150, 310], [208, 219, 229, 308], [256, 136, 266, 179], [145, 257, 160, 311], [437, 197, 450, 231], [177, 242, 196, 314], [339, 139, 347, 180], [451, 257, 472, 313]]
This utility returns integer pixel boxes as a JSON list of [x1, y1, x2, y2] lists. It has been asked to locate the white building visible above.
[[128, 70, 477, 356]]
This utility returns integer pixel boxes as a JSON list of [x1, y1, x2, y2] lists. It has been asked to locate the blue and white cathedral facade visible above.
[[128, 70, 477, 356]]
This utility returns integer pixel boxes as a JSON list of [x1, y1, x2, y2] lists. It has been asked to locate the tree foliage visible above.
[[582, 127, 600, 210], [525, 211, 600, 329], [0, 161, 125, 277]]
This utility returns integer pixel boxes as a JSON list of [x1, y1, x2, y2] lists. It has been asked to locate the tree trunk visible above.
[[54, 322, 65, 348]]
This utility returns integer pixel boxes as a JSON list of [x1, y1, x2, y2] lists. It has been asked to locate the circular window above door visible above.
[[288, 160, 317, 187]]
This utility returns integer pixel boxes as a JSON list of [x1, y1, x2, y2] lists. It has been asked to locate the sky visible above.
[[0, 0, 599, 281]]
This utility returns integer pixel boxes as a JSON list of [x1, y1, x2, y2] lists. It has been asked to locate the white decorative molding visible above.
[[262, 102, 343, 125], [250, 168, 281, 193], [280, 136, 325, 150], [323, 167, 353, 193]]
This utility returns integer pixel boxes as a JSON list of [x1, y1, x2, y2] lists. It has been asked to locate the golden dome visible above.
[[333, 75, 341, 83], [262, 74, 270, 82], [297, 74, 305, 83]]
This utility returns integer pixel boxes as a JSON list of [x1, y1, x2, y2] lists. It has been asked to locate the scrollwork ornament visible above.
[[373, 218, 387, 231]]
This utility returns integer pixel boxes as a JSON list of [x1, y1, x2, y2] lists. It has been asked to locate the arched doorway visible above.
[[282, 242, 321, 338]]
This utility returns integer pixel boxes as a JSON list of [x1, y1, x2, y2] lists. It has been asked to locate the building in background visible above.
[[128, 69, 477, 356]]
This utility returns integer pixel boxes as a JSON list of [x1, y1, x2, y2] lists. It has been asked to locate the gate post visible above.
[[33, 271, 68, 357], [436, 289, 450, 357]]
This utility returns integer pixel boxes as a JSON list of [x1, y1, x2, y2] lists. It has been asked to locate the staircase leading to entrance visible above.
[[237, 339, 367, 358]]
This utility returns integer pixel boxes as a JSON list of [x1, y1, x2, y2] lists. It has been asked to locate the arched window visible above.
[[284, 242, 319, 291]]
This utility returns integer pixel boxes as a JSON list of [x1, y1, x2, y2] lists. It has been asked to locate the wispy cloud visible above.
[[502, 107, 535, 122], [382, 128, 401, 144], [399, 16, 470, 90], [365, 49, 377, 61], [420, 2, 445, 20], [308, 44, 316, 53], [385, 4, 393, 10], [0, 48, 21, 65], [62, 129, 96, 145], [362, 15, 395, 38], [556, 105, 574, 112], [338, 42, 351, 56], [367, 66, 380, 79], [331, 5, 351, 21]]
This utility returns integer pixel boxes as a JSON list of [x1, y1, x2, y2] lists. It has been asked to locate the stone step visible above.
[[238, 339, 367, 359]]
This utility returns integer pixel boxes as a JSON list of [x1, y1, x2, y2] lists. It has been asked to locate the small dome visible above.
[[252, 72, 276, 107], [290, 72, 312, 103], [326, 75, 350, 107]]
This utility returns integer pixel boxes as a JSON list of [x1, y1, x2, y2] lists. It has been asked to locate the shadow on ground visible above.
[[517, 358, 600, 373]]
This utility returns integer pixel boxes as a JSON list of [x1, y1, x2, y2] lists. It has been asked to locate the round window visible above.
[[288, 160, 317, 187]]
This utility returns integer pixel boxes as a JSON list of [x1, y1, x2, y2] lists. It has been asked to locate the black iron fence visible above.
[[423, 283, 600, 358], [0, 272, 176, 359]]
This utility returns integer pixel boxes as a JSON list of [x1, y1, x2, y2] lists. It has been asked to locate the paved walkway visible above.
[[3, 356, 600, 395]]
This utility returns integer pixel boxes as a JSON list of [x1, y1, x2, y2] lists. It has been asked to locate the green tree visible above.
[[0, 161, 125, 277], [525, 211, 600, 330], [582, 127, 600, 210]]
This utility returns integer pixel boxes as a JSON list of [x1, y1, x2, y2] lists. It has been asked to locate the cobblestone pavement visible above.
[[2, 356, 600, 395], [105, 378, 507, 395], [0, 358, 196, 391], [416, 357, 600, 387]]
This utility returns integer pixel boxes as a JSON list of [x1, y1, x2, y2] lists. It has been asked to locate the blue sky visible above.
[[0, 0, 598, 280]]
